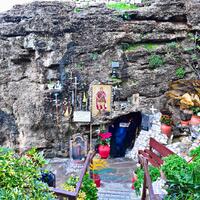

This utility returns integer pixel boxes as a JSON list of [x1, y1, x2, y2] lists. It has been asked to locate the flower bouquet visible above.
[[97, 131, 112, 159]]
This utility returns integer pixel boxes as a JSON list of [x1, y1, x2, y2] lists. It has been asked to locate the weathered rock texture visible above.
[[0, 0, 199, 156]]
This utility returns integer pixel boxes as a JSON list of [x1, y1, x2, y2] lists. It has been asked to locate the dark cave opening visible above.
[[109, 111, 142, 158]]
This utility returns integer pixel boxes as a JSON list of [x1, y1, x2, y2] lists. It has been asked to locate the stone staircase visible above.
[[97, 158, 141, 200], [98, 182, 140, 200]]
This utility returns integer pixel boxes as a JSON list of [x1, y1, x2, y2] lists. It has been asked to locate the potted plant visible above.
[[160, 115, 173, 137], [90, 157, 108, 188], [97, 131, 112, 159], [180, 109, 192, 126], [189, 106, 200, 125], [165, 80, 200, 125]]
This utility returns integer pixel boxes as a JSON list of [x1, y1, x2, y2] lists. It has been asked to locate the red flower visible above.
[[99, 132, 112, 140]]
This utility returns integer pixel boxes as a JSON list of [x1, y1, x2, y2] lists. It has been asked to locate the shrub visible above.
[[148, 54, 164, 69], [134, 166, 160, 195], [176, 67, 186, 79], [161, 149, 200, 200], [63, 173, 98, 200], [0, 147, 55, 200]]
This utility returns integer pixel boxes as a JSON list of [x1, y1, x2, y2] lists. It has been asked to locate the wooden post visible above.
[[74, 77, 78, 111], [141, 169, 147, 200], [90, 123, 92, 151]]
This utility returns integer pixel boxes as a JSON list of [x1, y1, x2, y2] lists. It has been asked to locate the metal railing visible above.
[[52, 151, 96, 200], [138, 155, 161, 200]]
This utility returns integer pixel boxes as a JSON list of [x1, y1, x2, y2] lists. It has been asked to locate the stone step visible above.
[[98, 189, 140, 200], [98, 183, 141, 200]]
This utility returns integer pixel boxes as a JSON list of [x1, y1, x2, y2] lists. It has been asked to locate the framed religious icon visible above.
[[92, 84, 112, 117], [70, 133, 88, 161]]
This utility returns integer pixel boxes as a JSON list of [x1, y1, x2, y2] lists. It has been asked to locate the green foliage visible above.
[[134, 166, 160, 196], [75, 62, 84, 69], [121, 43, 158, 52], [111, 77, 122, 85], [89, 52, 99, 61], [190, 146, 200, 157], [161, 151, 200, 200], [167, 41, 178, 49], [63, 173, 98, 200], [160, 115, 173, 126], [176, 67, 186, 79], [74, 8, 82, 13], [134, 168, 144, 195], [106, 2, 139, 10], [143, 43, 159, 51], [190, 106, 200, 115], [188, 33, 200, 43], [0, 147, 55, 200], [122, 12, 131, 20], [148, 54, 164, 69]]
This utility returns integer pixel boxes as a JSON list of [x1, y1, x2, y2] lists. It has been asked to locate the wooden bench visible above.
[[138, 137, 174, 167]]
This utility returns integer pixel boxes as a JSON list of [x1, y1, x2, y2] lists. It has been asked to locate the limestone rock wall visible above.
[[0, 0, 199, 157]]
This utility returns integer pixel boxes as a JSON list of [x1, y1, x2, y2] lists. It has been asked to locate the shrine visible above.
[[0, 0, 200, 200]]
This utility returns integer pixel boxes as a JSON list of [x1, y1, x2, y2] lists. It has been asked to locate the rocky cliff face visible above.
[[0, 0, 199, 157]]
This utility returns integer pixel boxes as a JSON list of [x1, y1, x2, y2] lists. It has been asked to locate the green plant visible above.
[[148, 54, 164, 69], [106, 2, 139, 10], [74, 8, 82, 13], [161, 151, 200, 200], [63, 173, 98, 200], [176, 67, 186, 79], [89, 52, 99, 61], [143, 43, 158, 51], [97, 131, 112, 146], [190, 106, 200, 115], [121, 43, 158, 52], [0, 147, 55, 200], [160, 115, 173, 126], [122, 12, 131, 20], [134, 166, 160, 195], [134, 168, 144, 195], [75, 62, 84, 69], [167, 42, 177, 49]]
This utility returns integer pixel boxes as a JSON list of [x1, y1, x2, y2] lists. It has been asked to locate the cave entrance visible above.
[[109, 111, 142, 158]]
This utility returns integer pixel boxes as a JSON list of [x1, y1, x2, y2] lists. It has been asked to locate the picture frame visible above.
[[91, 84, 112, 117]]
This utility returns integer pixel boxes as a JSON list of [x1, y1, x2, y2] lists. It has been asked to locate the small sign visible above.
[[73, 111, 91, 122], [119, 123, 130, 128], [111, 61, 120, 68]]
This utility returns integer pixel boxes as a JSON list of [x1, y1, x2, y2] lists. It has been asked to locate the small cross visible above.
[[53, 93, 60, 107], [150, 105, 157, 114]]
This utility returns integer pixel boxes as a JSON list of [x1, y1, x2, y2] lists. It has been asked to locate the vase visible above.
[[190, 115, 200, 126], [181, 120, 190, 126], [93, 174, 101, 188], [161, 124, 172, 137], [98, 145, 110, 159]]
